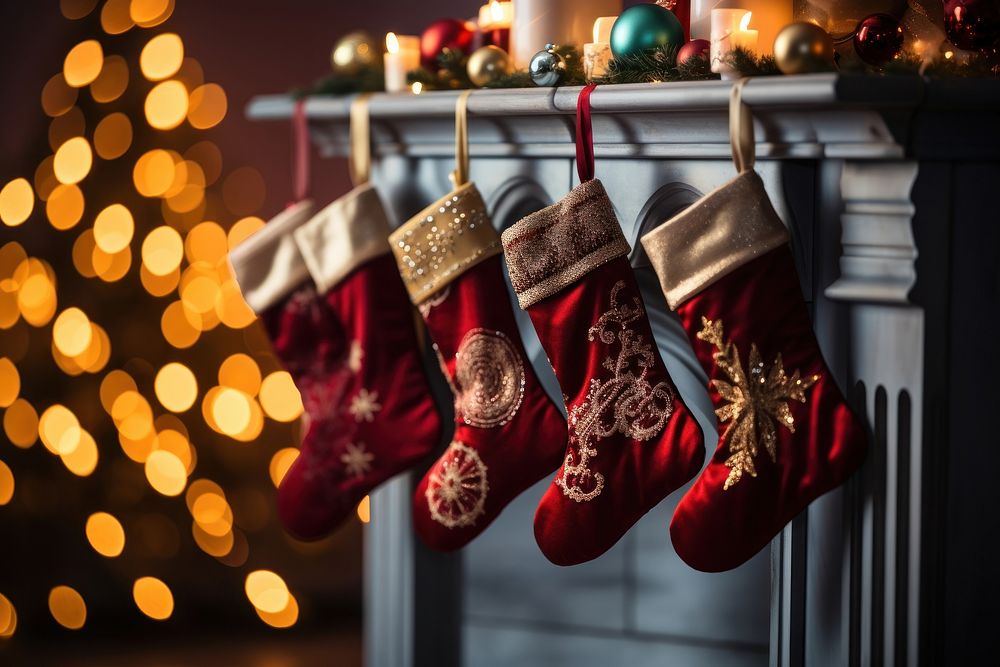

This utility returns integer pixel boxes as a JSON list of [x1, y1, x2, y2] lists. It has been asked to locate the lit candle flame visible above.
[[386, 32, 399, 55], [739, 11, 752, 32], [411, 82, 423, 94]]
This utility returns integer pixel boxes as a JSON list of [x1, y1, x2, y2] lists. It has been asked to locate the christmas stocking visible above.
[[230, 186, 442, 541], [390, 180, 568, 551], [501, 178, 706, 566], [639, 81, 868, 572]]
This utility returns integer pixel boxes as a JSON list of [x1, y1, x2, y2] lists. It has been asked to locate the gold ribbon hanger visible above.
[[451, 90, 473, 188], [349, 93, 373, 186], [729, 78, 755, 174]]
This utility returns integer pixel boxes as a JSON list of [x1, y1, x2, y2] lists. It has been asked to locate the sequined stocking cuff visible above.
[[501, 179, 631, 309], [639, 170, 789, 311], [293, 184, 392, 294], [389, 182, 501, 305], [228, 200, 316, 314]]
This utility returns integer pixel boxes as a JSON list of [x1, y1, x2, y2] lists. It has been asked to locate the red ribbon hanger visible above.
[[290, 97, 310, 205], [575, 83, 597, 184]]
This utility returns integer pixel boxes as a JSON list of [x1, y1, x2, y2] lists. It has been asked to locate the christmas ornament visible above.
[[502, 180, 705, 566], [657, 0, 692, 41], [773, 21, 836, 74], [331, 31, 379, 73], [639, 82, 867, 571], [676, 38, 710, 65], [420, 18, 476, 67], [391, 97, 567, 549], [466, 45, 512, 86], [852, 13, 904, 66], [529, 44, 567, 86], [610, 3, 685, 58], [229, 190, 443, 540], [943, 0, 1000, 52]]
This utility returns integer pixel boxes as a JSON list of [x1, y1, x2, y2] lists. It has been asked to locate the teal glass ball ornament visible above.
[[610, 4, 684, 58]]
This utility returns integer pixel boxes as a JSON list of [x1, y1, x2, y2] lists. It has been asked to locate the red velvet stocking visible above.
[[641, 169, 868, 572], [230, 188, 442, 541], [502, 179, 706, 566], [389, 183, 567, 551]]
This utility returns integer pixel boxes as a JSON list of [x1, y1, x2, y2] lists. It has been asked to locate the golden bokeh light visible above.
[[216, 280, 257, 329], [259, 371, 304, 423], [48, 585, 87, 630], [41, 74, 79, 118], [72, 230, 97, 278], [53, 307, 93, 357], [174, 57, 204, 93], [133, 149, 176, 197], [140, 33, 184, 81], [38, 404, 82, 456], [0, 179, 35, 227], [142, 225, 183, 275], [61, 429, 99, 476], [93, 112, 132, 160], [93, 203, 134, 254], [228, 216, 265, 249], [185, 478, 224, 512], [46, 183, 85, 230], [218, 353, 261, 396], [3, 399, 38, 448], [357, 495, 371, 523], [210, 388, 252, 436], [180, 275, 220, 315], [245, 570, 290, 614], [0, 461, 13, 506], [255, 592, 299, 629], [112, 389, 154, 441], [33, 155, 58, 201], [100, 369, 137, 413], [85, 512, 125, 557], [17, 263, 58, 326], [191, 492, 232, 536], [53, 137, 93, 185], [154, 362, 198, 412], [187, 83, 227, 129], [90, 54, 129, 103], [48, 107, 86, 153], [269, 448, 299, 488], [101, 0, 135, 34], [156, 428, 195, 474], [0, 358, 19, 408], [131, 0, 174, 25], [145, 449, 187, 496], [92, 244, 132, 282], [133, 577, 174, 620], [61, 0, 99, 21], [144, 80, 188, 130], [63, 40, 104, 88], [184, 221, 227, 264], [191, 520, 234, 557], [161, 301, 200, 349], [140, 264, 180, 297], [0, 592, 16, 638]]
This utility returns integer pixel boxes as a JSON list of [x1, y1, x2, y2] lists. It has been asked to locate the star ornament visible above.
[[697, 317, 820, 490], [340, 442, 374, 478], [348, 388, 381, 422]]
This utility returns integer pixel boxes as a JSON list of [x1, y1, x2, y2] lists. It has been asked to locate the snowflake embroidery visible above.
[[697, 317, 820, 490], [349, 388, 382, 422], [425, 441, 488, 528], [340, 442, 374, 478]]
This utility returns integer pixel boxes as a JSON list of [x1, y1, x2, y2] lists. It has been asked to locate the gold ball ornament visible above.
[[773, 22, 836, 75], [331, 31, 379, 74], [466, 45, 512, 87]]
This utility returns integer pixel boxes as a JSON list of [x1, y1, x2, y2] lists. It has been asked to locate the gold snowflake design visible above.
[[347, 340, 363, 373], [697, 317, 820, 490], [425, 441, 488, 529], [340, 441, 374, 478], [348, 388, 381, 422]]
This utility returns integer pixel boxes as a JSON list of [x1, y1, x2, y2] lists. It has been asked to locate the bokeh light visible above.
[[0, 358, 19, 407], [0, 179, 35, 227], [61, 0, 99, 21], [93, 204, 134, 253], [53, 137, 93, 185], [53, 307, 93, 357], [154, 362, 198, 412], [130, 0, 174, 26], [357, 495, 371, 524], [100, 0, 134, 34], [133, 149, 176, 197], [142, 225, 183, 275], [46, 183, 85, 230], [90, 54, 129, 103], [210, 388, 252, 437], [132, 577, 174, 620], [268, 448, 299, 487], [93, 112, 133, 159], [245, 570, 289, 614], [140, 33, 184, 81], [0, 461, 14, 506], [0, 592, 16, 638], [61, 429, 99, 476], [259, 371, 303, 423], [41, 74, 79, 118], [38, 404, 82, 456], [3, 399, 39, 448], [187, 83, 227, 129], [63, 40, 104, 88], [255, 593, 299, 629], [144, 80, 188, 130], [218, 353, 261, 395], [85, 512, 125, 557], [144, 449, 187, 496], [48, 586, 87, 630]]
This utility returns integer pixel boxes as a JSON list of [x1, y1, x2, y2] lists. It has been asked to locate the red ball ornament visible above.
[[853, 13, 905, 66], [420, 18, 475, 67], [676, 38, 710, 66], [943, 0, 1000, 52]]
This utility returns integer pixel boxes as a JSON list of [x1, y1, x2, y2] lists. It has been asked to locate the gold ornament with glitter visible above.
[[697, 317, 820, 490]]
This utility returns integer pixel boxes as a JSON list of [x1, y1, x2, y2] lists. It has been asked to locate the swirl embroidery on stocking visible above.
[[557, 281, 675, 502], [425, 441, 489, 528], [454, 329, 525, 428]]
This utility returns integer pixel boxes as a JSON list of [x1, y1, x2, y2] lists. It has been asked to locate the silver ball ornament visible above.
[[529, 44, 566, 87], [467, 45, 512, 87]]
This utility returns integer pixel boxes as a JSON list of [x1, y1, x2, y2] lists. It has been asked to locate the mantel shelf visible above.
[[246, 74, 1000, 162]]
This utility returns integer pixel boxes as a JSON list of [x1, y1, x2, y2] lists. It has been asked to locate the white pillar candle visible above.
[[584, 15, 616, 79], [694, 0, 790, 55], [710, 9, 758, 79], [511, 0, 622, 68], [383, 32, 420, 93]]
